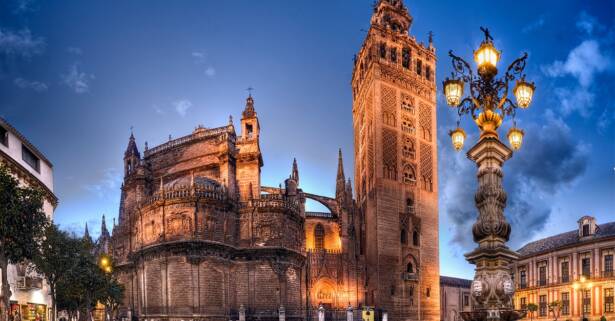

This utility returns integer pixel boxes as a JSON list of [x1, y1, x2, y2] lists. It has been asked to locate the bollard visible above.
[[239, 304, 246, 321], [346, 305, 353, 321], [278, 306, 285, 321]]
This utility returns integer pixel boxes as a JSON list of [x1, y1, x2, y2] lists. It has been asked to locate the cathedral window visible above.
[[402, 48, 410, 69], [406, 198, 414, 213], [314, 223, 325, 250], [401, 116, 415, 134], [406, 262, 414, 273], [402, 136, 415, 159], [426, 65, 432, 80], [401, 94, 415, 114], [390, 47, 398, 63], [246, 123, 254, 138], [413, 230, 419, 246], [416, 60, 422, 76], [380, 43, 387, 59], [401, 228, 407, 244], [402, 164, 416, 184]]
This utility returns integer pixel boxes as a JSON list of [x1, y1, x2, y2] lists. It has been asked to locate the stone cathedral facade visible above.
[[110, 1, 439, 321]]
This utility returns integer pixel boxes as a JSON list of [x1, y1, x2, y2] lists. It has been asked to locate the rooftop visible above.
[[0, 116, 53, 167], [517, 221, 615, 257], [440, 276, 472, 288]]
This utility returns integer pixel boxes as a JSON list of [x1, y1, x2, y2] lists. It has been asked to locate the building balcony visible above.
[[401, 272, 418, 281], [15, 276, 43, 290]]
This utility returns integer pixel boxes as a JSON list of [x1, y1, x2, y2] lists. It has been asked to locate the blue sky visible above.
[[1, 0, 613, 279]]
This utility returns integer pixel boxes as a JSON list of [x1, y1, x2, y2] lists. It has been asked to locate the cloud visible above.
[[440, 112, 589, 250], [84, 168, 122, 200], [14, 77, 47, 92], [542, 40, 612, 116], [542, 40, 610, 87], [67, 47, 83, 55], [205, 66, 216, 77], [61, 62, 94, 94], [153, 104, 165, 115], [0, 28, 45, 58], [192, 51, 216, 78], [576, 11, 602, 35], [523, 16, 545, 33], [173, 99, 192, 117], [12, 0, 38, 14]]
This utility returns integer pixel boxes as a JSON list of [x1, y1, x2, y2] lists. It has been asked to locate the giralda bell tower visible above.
[[351, 1, 439, 320]]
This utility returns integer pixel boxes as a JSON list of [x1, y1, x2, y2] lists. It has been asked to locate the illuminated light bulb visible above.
[[449, 127, 466, 151]]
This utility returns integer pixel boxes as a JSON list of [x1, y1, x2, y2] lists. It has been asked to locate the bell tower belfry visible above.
[[351, 1, 439, 320], [237, 94, 263, 201]]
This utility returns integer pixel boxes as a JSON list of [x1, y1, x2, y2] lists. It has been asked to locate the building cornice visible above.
[[0, 149, 58, 207]]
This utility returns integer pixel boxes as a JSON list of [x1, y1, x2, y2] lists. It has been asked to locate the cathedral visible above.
[[109, 1, 439, 321]]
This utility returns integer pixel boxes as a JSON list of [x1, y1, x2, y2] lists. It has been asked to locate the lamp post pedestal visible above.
[[459, 135, 525, 321]]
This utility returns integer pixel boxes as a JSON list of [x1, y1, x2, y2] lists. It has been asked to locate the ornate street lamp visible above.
[[443, 27, 536, 321]]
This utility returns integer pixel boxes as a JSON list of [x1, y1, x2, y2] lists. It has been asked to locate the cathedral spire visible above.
[[291, 158, 299, 184], [100, 213, 110, 238], [83, 222, 92, 243], [336, 149, 346, 199], [124, 132, 140, 159], [242, 93, 256, 119]]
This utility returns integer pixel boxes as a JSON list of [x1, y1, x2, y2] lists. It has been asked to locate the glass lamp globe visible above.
[[449, 127, 466, 151], [474, 42, 500, 69], [507, 127, 524, 151], [443, 78, 464, 107], [514, 79, 535, 108]]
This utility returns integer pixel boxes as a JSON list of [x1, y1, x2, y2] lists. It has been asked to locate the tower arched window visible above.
[[390, 47, 398, 63], [406, 262, 414, 273], [403, 165, 416, 184], [380, 43, 387, 59], [406, 198, 414, 213], [402, 48, 410, 69], [401, 228, 407, 244], [314, 224, 325, 250], [416, 60, 422, 76]]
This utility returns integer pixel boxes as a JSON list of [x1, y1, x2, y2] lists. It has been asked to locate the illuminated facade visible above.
[[513, 216, 615, 321], [110, 1, 439, 320], [0, 117, 57, 321]]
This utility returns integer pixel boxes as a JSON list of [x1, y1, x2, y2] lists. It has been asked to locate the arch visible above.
[[403, 164, 416, 184], [406, 261, 414, 273], [302, 192, 339, 217], [314, 224, 325, 250], [312, 277, 338, 307], [405, 254, 419, 274], [413, 229, 420, 246]]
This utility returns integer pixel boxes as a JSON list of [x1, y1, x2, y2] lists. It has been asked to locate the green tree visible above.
[[527, 303, 539, 321], [99, 275, 125, 321], [32, 224, 82, 321], [549, 300, 562, 321], [0, 165, 49, 321]]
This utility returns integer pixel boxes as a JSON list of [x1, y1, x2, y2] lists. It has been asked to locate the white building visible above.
[[0, 117, 57, 321]]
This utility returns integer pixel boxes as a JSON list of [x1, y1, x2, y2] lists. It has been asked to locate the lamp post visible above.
[[573, 276, 592, 321], [443, 27, 536, 321]]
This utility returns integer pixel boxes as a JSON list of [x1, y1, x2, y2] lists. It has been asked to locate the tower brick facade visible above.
[[351, 1, 440, 320]]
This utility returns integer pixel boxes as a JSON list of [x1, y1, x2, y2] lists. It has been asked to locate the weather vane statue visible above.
[[442, 27, 536, 321]]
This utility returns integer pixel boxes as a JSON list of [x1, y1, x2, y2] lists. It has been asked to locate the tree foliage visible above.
[[0, 165, 49, 321], [32, 224, 82, 321]]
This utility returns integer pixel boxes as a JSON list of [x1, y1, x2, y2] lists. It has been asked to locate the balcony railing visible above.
[[401, 272, 419, 281]]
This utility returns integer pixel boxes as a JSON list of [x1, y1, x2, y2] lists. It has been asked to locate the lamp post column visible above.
[[463, 133, 520, 321]]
